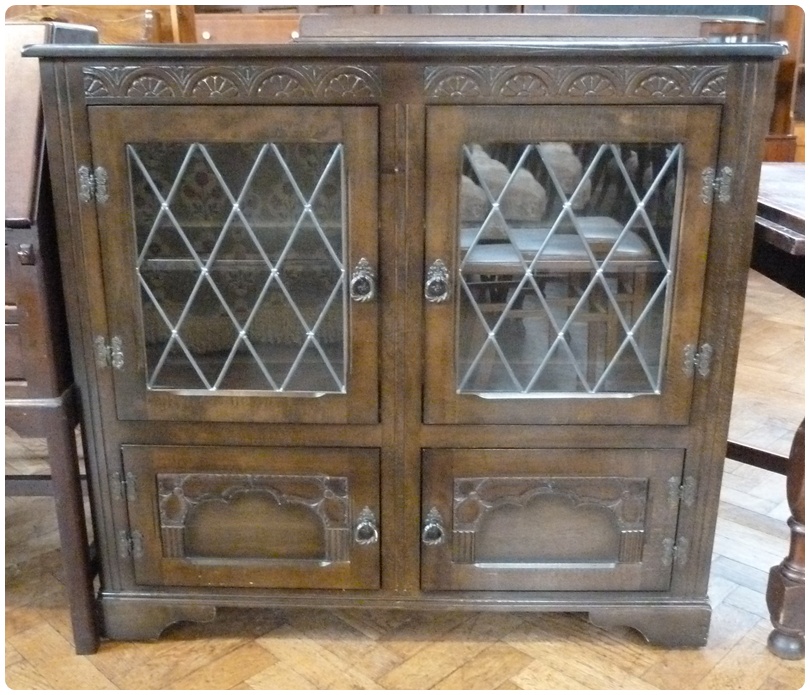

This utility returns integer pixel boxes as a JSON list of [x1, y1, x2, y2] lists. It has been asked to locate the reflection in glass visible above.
[[457, 141, 681, 396], [130, 142, 346, 393]]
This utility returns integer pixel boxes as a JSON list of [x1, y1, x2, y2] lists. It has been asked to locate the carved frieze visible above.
[[83, 65, 382, 102], [157, 472, 350, 561], [451, 476, 649, 564], [424, 65, 727, 102]]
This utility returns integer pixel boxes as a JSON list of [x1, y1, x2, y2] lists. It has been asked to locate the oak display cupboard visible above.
[[27, 27, 782, 650]]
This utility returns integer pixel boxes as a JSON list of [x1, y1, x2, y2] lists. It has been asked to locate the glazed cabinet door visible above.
[[87, 106, 378, 423], [122, 446, 380, 589], [424, 105, 721, 425], [421, 449, 684, 592]]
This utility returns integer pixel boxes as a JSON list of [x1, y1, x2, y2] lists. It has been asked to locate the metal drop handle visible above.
[[350, 258, 376, 302], [425, 259, 450, 303], [353, 507, 379, 545], [421, 507, 446, 545]]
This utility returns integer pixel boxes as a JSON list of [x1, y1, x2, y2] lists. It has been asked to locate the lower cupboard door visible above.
[[421, 449, 684, 591], [122, 445, 380, 589]]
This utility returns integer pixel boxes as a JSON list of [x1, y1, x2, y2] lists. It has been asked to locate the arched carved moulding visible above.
[[424, 64, 728, 101], [156, 472, 350, 561], [451, 476, 649, 564], [83, 64, 382, 102]]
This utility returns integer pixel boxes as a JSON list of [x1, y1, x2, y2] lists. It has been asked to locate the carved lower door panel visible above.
[[122, 445, 380, 589], [421, 448, 684, 591]]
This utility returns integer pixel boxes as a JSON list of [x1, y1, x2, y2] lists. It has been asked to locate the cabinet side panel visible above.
[[672, 59, 781, 597]]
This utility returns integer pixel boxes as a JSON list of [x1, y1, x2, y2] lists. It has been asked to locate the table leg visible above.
[[766, 419, 805, 660]]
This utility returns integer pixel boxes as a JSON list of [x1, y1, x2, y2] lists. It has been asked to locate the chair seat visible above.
[[461, 224, 654, 275]]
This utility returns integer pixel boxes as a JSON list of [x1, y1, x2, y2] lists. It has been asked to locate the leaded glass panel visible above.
[[457, 141, 681, 396], [129, 141, 347, 394]]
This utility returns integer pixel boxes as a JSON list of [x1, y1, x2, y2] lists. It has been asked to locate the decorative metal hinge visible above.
[[118, 530, 144, 559], [663, 536, 689, 567], [667, 475, 697, 508], [16, 243, 36, 266], [94, 335, 124, 370], [683, 343, 713, 378], [701, 166, 733, 205], [110, 471, 136, 502], [77, 165, 109, 204]]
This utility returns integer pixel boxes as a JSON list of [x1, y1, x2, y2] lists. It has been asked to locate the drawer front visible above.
[[421, 448, 684, 592], [195, 13, 300, 44], [122, 445, 380, 590]]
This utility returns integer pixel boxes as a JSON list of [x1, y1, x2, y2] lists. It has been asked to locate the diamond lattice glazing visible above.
[[129, 142, 347, 394], [457, 141, 682, 396]]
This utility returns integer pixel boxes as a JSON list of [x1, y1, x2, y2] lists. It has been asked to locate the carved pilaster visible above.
[[452, 529, 476, 564]]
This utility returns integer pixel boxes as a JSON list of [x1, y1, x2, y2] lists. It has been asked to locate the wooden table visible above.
[[757, 162, 805, 253], [728, 161, 805, 659], [751, 162, 805, 293]]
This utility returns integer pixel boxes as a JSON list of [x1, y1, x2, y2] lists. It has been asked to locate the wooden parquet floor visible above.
[[5, 270, 805, 689]]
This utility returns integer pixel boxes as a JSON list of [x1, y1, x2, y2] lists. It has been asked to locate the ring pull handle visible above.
[[350, 258, 376, 302], [421, 507, 446, 546], [353, 507, 379, 545], [425, 259, 450, 303]]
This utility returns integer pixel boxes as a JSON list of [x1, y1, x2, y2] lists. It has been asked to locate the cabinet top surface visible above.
[[23, 38, 785, 62]]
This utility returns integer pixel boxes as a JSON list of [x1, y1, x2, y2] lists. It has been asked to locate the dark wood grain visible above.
[[30, 34, 781, 650]]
